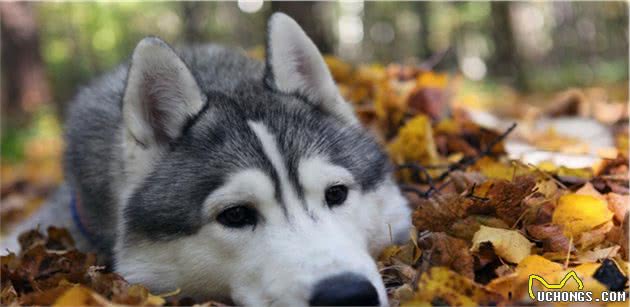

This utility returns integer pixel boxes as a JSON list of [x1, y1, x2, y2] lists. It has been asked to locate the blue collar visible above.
[[69, 191, 99, 246]]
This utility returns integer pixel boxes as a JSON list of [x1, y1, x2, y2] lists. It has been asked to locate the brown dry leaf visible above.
[[2, 227, 171, 307], [412, 194, 473, 233], [1, 280, 18, 306], [576, 221, 614, 249], [577, 245, 620, 263], [523, 197, 556, 225], [466, 175, 537, 226], [606, 193, 629, 224], [623, 213, 629, 260], [407, 87, 447, 120], [449, 216, 482, 241], [418, 232, 474, 279], [526, 223, 573, 253]]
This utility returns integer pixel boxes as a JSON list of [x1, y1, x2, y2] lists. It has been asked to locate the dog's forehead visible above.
[[191, 88, 390, 191]]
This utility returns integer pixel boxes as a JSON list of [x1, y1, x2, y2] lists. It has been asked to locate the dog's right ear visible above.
[[123, 37, 205, 148]]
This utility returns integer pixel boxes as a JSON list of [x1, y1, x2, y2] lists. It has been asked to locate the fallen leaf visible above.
[[388, 115, 439, 166], [606, 193, 629, 224], [401, 267, 503, 306], [412, 194, 472, 233], [418, 233, 474, 279], [576, 221, 614, 249], [466, 176, 537, 226], [472, 157, 530, 180], [471, 226, 533, 264], [526, 223, 573, 253], [576, 182, 605, 200], [552, 194, 613, 238], [577, 246, 620, 263], [54, 286, 103, 307]]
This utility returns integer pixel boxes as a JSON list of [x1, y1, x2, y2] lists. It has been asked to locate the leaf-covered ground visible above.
[[1, 58, 628, 306]]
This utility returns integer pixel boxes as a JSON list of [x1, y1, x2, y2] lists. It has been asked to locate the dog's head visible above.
[[115, 13, 411, 306]]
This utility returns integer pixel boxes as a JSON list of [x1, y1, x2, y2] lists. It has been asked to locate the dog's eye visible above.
[[325, 185, 348, 207], [217, 206, 258, 228]]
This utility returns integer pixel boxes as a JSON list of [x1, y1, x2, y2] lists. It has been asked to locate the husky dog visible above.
[[3, 13, 411, 306]]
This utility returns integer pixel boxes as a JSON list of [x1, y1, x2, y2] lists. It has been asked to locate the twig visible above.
[[400, 184, 433, 199], [464, 183, 489, 202], [526, 162, 569, 190], [564, 236, 573, 269], [419, 48, 451, 71], [397, 163, 435, 186], [435, 123, 518, 182]]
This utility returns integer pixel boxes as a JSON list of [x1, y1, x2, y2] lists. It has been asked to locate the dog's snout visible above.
[[309, 273, 379, 306]]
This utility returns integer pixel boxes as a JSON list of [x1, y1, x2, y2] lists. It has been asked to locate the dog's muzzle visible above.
[[309, 272, 379, 306]]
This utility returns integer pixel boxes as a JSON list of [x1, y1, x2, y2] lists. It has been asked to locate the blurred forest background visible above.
[[0, 1, 628, 213]]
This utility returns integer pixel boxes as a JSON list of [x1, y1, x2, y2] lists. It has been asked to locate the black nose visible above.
[[309, 273, 380, 306]]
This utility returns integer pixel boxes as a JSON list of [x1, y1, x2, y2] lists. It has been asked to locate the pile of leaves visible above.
[[1, 227, 226, 306], [325, 60, 629, 305], [1, 57, 628, 306]]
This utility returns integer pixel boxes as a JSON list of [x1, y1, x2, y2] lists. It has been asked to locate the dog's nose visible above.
[[309, 273, 380, 306]]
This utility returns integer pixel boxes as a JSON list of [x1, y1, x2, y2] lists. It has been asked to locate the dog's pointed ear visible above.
[[123, 37, 205, 147], [264, 13, 357, 124]]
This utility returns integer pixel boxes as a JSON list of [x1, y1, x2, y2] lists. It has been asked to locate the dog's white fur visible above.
[[116, 121, 409, 305]]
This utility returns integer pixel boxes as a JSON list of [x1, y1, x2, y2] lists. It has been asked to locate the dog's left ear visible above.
[[123, 37, 205, 148], [264, 13, 357, 124]]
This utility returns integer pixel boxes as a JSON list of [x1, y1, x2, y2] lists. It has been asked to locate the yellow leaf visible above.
[[379, 245, 402, 261], [473, 157, 530, 180], [416, 72, 448, 89], [518, 255, 564, 276], [388, 115, 439, 165], [146, 294, 166, 306], [471, 226, 533, 263], [537, 160, 557, 172], [546, 264, 608, 296], [53, 286, 110, 307], [486, 255, 564, 300], [54, 286, 92, 307], [556, 166, 593, 179], [552, 194, 613, 238], [434, 118, 459, 134], [324, 55, 353, 83], [536, 161, 593, 179], [401, 267, 502, 306]]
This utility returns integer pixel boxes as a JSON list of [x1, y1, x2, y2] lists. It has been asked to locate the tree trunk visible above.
[[490, 2, 528, 91], [181, 2, 208, 43], [270, 1, 333, 54], [1, 2, 52, 115], [414, 2, 431, 60]]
